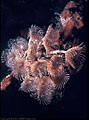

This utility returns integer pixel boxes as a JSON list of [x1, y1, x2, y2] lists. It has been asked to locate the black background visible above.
[[0, 0, 88, 119]]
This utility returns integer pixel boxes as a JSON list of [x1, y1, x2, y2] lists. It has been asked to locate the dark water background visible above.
[[0, 0, 88, 119]]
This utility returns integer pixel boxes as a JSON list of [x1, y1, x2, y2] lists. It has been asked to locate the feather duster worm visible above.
[[25, 25, 44, 63], [43, 24, 60, 53], [0, 1, 86, 104], [65, 42, 86, 71], [47, 55, 70, 89]]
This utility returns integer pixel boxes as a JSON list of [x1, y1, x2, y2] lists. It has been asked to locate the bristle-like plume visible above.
[[31, 60, 48, 77], [20, 76, 55, 105], [47, 55, 70, 89], [65, 43, 86, 71], [47, 55, 64, 77], [1, 37, 28, 79], [28, 25, 44, 42], [37, 76, 55, 105], [43, 25, 60, 53]]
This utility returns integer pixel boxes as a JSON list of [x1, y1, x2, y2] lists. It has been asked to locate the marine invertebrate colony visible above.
[[0, 1, 86, 104]]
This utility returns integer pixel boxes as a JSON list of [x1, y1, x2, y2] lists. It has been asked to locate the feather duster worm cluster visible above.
[[0, 1, 86, 104]]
